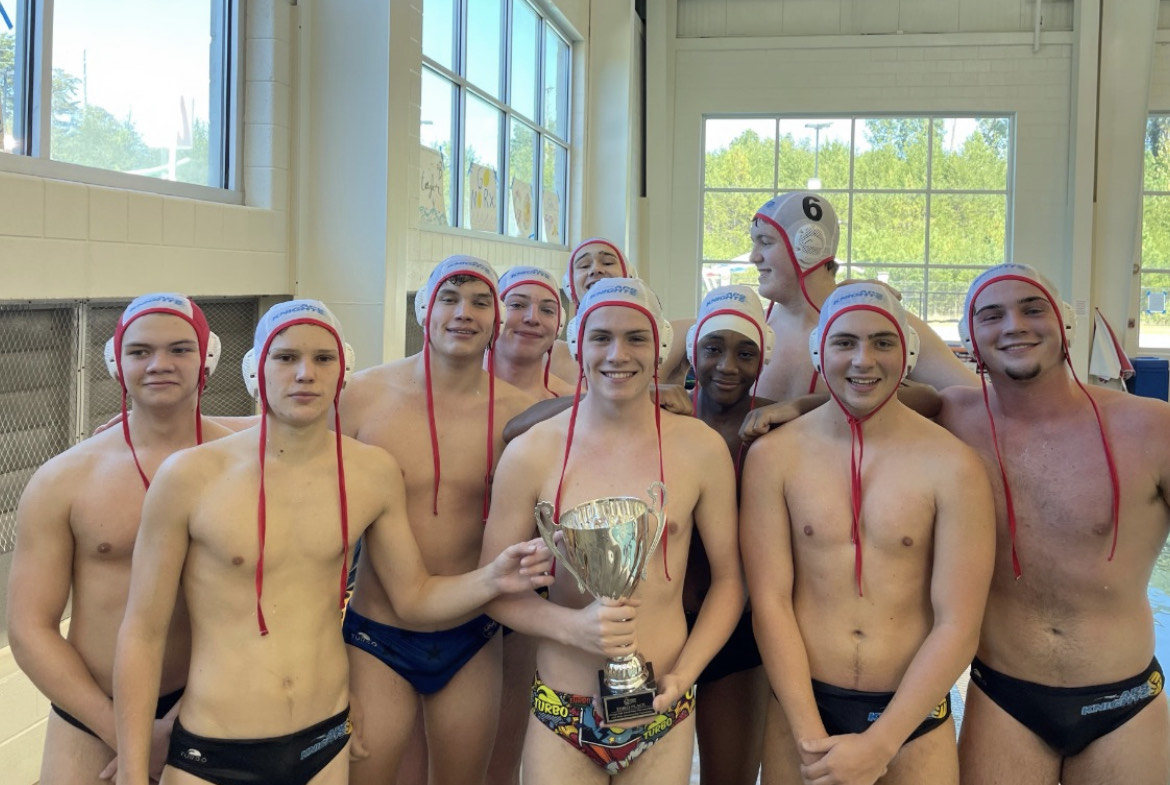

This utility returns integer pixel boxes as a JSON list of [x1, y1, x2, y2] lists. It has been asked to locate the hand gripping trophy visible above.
[[535, 482, 667, 723]]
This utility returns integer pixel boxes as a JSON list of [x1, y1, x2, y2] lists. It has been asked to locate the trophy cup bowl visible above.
[[534, 482, 666, 724]]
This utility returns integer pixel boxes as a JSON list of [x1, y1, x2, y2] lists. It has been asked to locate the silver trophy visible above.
[[534, 482, 667, 724]]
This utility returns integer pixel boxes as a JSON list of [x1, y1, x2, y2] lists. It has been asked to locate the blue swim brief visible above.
[[342, 606, 500, 694]]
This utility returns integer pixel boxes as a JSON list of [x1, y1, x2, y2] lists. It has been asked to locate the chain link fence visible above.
[[0, 298, 261, 555]]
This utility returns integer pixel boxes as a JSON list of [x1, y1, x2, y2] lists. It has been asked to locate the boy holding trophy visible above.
[[480, 278, 743, 783]]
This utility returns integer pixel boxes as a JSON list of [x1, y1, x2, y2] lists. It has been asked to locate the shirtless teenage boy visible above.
[[940, 263, 1170, 785], [481, 277, 745, 784], [742, 282, 995, 785], [113, 300, 551, 785], [747, 191, 975, 402], [339, 256, 538, 785], [7, 293, 230, 784], [494, 265, 574, 400], [683, 284, 776, 785]]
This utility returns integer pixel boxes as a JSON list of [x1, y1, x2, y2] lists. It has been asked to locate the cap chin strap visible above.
[[421, 286, 500, 523], [818, 306, 907, 597], [553, 308, 670, 582], [253, 325, 350, 636], [968, 278, 1120, 578]]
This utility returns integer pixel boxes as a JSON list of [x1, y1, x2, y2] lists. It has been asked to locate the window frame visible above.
[[699, 113, 1015, 332], [0, 0, 243, 203], [420, 0, 571, 245], [1138, 112, 1170, 350]]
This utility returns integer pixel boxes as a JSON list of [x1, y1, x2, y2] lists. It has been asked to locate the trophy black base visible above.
[[598, 663, 658, 724]]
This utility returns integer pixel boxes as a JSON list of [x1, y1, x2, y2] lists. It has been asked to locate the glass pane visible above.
[[1139, 271, 1170, 349], [466, 0, 503, 100], [924, 266, 986, 340], [704, 118, 775, 189], [854, 118, 928, 190], [929, 194, 1006, 266], [510, 0, 538, 121], [541, 138, 567, 244], [507, 119, 537, 239], [702, 262, 760, 294], [846, 264, 928, 319], [702, 190, 765, 261], [464, 94, 501, 232], [851, 193, 926, 265], [50, 0, 221, 185], [777, 118, 851, 191], [932, 117, 1010, 191], [543, 27, 568, 136], [1143, 195, 1170, 268], [420, 68, 456, 227], [1, 1, 23, 154], [422, 0, 455, 70], [1146, 116, 1170, 192]]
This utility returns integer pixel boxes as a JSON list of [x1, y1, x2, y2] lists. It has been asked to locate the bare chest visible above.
[[70, 468, 148, 563]]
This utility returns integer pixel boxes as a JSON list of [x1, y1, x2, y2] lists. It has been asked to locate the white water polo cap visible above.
[[105, 293, 221, 489], [686, 284, 775, 368], [810, 282, 920, 382], [243, 299, 354, 401], [958, 262, 1076, 367], [567, 277, 673, 365], [562, 237, 635, 306], [414, 254, 501, 338], [499, 264, 566, 331], [754, 192, 840, 272]]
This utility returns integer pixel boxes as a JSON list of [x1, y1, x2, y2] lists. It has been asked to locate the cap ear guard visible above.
[[105, 332, 222, 380], [242, 342, 356, 400]]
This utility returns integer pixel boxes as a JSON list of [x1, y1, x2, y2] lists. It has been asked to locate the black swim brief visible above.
[[812, 679, 951, 745], [684, 609, 763, 684], [969, 656, 1164, 757], [52, 687, 184, 741], [166, 706, 350, 785]]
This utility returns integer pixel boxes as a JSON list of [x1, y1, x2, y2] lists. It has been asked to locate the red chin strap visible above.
[[553, 306, 670, 582], [253, 322, 350, 636], [421, 281, 500, 523], [967, 276, 1120, 579], [818, 305, 908, 597]]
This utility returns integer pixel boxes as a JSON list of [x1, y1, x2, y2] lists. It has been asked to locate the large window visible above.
[[421, 0, 570, 244], [1139, 114, 1170, 349], [0, 0, 237, 190], [702, 115, 1013, 339]]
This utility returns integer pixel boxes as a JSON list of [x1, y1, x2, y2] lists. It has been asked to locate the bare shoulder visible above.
[[23, 426, 126, 495], [198, 418, 238, 442], [1095, 385, 1170, 428], [342, 359, 413, 407], [663, 410, 724, 453], [339, 434, 400, 478], [896, 408, 984, 475]]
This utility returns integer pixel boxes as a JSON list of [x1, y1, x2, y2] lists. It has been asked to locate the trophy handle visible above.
[[645, 481, 668, 563], [534, 500, 588, 594]]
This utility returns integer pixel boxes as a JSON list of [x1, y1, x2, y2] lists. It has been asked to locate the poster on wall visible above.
[[542, 189, 561, 244], [419, 145, 447, 226], [468, 163, 499, 232], [511, 178, 534, 239]]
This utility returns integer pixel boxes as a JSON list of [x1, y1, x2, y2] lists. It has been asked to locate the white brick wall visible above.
[[0, 0, 295, 302], [0, 623, 68, 785]]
